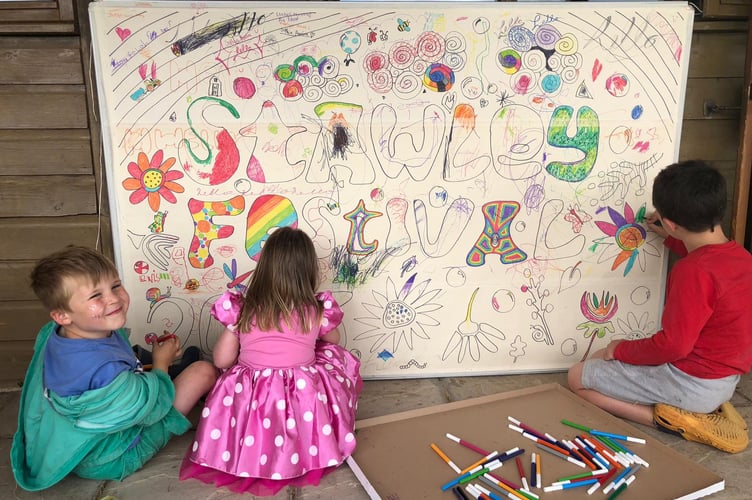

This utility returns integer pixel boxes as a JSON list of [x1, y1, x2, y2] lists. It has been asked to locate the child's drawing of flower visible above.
[[354, 273, 442, 353], [442, 288, 506, 363], [614, 311, 654, 340], [578, 290, 618, 361], [122, 150, 185, 212], [590, 203, 661, 276]]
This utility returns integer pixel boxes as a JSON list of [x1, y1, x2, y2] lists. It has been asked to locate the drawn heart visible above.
[[592, 59, 603, 82], [115, 27, 131, 41]]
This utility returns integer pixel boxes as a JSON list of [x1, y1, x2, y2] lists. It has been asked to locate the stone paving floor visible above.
[[2, 370, 751, 499]]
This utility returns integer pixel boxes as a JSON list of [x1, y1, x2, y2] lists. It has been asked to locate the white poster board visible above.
[[89, 1, 693, 378]]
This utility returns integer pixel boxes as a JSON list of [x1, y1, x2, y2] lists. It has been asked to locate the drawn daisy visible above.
[[590, 202, 661, 276], [442, 287, 505, 363], [354, 273, 442, 353], [122, 150, 184, 212], [614, 311, 654, 340]]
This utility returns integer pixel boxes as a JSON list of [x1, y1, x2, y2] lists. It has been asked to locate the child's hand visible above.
[[645, 212, 668, 239], [151, 331, 181, 372]]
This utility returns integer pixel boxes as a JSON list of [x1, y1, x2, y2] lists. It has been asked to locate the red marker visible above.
[[515, 455, 530, 490]]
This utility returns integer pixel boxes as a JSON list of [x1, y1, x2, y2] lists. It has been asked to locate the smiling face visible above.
[[51, 274, 130, 339]]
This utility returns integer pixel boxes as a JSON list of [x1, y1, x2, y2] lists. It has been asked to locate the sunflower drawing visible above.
[[122, 149, 185, 212], [354, 273, 442, 353]]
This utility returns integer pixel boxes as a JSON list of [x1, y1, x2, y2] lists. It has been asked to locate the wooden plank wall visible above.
[[0, 1, 748, 387], [0, 0, 112, 387]]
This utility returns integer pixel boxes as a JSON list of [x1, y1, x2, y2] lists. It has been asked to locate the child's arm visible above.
[[320, 326, 341, 345], [212, 328, 240, 369], [150, 334, 181, 373]]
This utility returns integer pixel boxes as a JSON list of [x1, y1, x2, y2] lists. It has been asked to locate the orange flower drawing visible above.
[[122, 150, 184, 212]]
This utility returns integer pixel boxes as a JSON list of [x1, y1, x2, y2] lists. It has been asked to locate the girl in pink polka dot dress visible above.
[[179, 227, 363, 496]]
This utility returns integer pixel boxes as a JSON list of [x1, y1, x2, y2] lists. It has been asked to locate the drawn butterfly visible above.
[[223, 258, 252, 293], [397, 18, 410, 32], [148, 211, 167, 233], [563, 204, 592, 233]]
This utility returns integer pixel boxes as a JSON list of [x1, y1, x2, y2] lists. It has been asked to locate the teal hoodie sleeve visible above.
[[11, 323, 190, 491]]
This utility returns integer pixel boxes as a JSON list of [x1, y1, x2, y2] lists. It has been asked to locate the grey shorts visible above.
[[582, 359, 739, 413]]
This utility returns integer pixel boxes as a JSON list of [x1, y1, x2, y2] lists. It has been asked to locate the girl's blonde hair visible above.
[[238, 226, 322, 333]]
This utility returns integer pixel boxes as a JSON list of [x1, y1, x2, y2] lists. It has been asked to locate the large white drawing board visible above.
[[89, 1, 693, 378]]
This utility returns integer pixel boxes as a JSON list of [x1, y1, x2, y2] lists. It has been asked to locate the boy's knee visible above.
[[567, 362, 584, 391]]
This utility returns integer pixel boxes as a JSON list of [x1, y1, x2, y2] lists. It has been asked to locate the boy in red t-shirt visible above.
[[568, 160, 752, 453]]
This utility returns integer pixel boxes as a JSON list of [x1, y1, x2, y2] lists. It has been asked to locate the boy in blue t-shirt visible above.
[[11, 245, 218, 490]]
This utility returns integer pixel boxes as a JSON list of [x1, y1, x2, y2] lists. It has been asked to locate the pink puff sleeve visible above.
[[211, 290, 244, 331], [316, 291, 343, 336]]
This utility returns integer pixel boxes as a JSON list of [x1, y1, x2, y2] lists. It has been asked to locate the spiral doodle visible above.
[[323, 79, 341, 96], [535, 25, 561, 50], [303, 85, 323, 102], [560, 66, 579, 84], [394, 72, 422, 98], [363, 51, 388, 73], [547, 52, 563, 72], [540, 72, 562, 94], [442, 51, 467, 72], [309, 73, 325, 87], [498, 48, 522, 75], [423, 63, 454, 92], [274, 63, 295, 82], [410, 58, 428, 75], [512, 70, 535, 95], [295, 56, 316, 77], [368, 68, 393, 93], [555, 33, 578, 56], [415, 31, 445, 62], [318, 56, 339, 77], [522, 48, 546, 72], [508, 25, 535, 52], [337, 74, 354, 93], [389, 41, 416, 69], [444, 31, 466, 52], [562, 52, 582, 69], [281, 79, 303, 99]]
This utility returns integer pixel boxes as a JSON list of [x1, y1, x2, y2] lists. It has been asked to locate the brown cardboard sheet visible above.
[[349, 383, 723, 499]]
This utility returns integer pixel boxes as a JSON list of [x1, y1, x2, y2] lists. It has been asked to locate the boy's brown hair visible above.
[[30, 245, 119, 312]]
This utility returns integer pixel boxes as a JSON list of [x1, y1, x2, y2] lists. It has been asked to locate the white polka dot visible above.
[[223, 396, 233, 406], [287, 418, 296, 429], [323, 300, 332, 309], [322, 424, 332, 435], [271, 473, 282, 480], [263, 418, 271, 429], [244, 435, 255, 446], [296, 379, 307, 390], [319, 393, 328, 404], [251, 400, 258, 410], [222, 451, 231, 462], [210, 429, 221, 440], [231, 417, 236, 427], [325, 363, 334, 370], [262, 368, 272, 377], [275, 435, 284, 447], [325, 349, 333, 358], [336, 375, 344, 383], [192, 441, 198, 452], [201, 408, 210, 418], [328, 459, 339, 466], [321, 318, 329, 327], [235, 383, 243, 393], [333, 404, 340, 415], [260, 454, 268, 465], [276, 399, 286, 410], [239, 472, 250, 477], [309, 445, 318, 456], [223, 299, 232, 310], [278, 369, 284, 377], [345, 432, 355, 442], [291, 453, 300, 464], [303, 411, 314, 422]]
